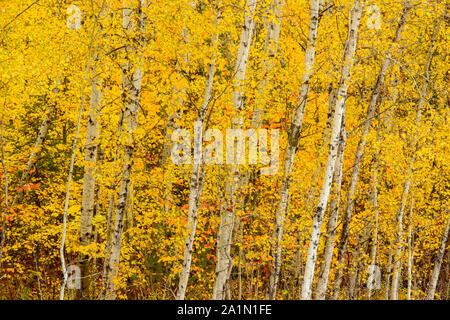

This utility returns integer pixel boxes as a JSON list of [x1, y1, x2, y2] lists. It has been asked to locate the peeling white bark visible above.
[[79, 61, 102, 298], [315, 115, 346, 300], [104, 0, 147, 299], [301, 0, 362, 300], [176, 5, 221, 299], [332, 5, 411, 298], [269, 0, 321, 299], [426, 221, 450, 300], [213, 0, 258, 300]]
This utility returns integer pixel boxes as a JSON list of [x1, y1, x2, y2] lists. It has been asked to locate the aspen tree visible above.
[[11, 105, 55, 207], [102, 111, 126, 283], [78, 2, 113, 298], [425, 220, 450, 300], [332, 4, 412, 298], [367, 114, 382, 300], [60, 1, 107, 300], [176, 1, 221, 300], [1, 0, 449, 301], [269, 0, 321, 299], [292, 84, 336, 297], [314, 115, 346, 300], [301, 0, 363, 300], [104, 0, 147, 299], [212, 0, 259, 300], [78, 57, 103, 299], [407, 194, 414, 300], [390, 14, 443, 300], [219, 0, 285, 300]]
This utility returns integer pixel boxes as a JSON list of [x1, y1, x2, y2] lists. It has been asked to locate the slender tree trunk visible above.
[[332, 5, 411, 298], [368, 121, 381, 300], [60, 1, 106, 299], [440, 235, 450, 300], [269, 0, 321, 299], [176, 4, 220, 299], [104, 0, 146, 299], [0, 104, 9, 272], [102, 188, 115, 281], [348, 227, 370, 299], [212, 0, 258, 300], [293, 84, 335, 298], [390, 14, 442, 300], [315, 115, 346, 300], [407, 194, 413, 300], [12, 105, 55, 207], [102, 111, 125, 283], [390, 174, 410, 300], [425, 220, 450, 300], [384, 243, 393, 300], [161, 7, 195, 213], [301, 1, 362, 300], [78, 60, 102, 299]]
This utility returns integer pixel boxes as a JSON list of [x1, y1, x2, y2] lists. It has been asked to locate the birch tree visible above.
[[11, 103, 56, 207], [59, 1, 107, 300], [176, 2, 221, 299], [390, 15, 442, 300], [301, 0, 363, 300], [367, 114, 382, 300], [104, 0, 147, 299], [269, 0, 321, 299], [426, 220, 450, 300], [78, 61, 102, 299], [314, 115, 346, 300], [212, 0, 259, 300], [332, 4, 411, 297]]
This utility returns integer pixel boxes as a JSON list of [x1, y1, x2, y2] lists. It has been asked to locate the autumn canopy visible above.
[[0, 0, 448, 301]]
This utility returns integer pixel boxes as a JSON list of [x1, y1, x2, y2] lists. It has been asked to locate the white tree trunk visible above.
[[383, 244, 393, 300], [390, 174, 410, 300], [102, 111, 125, 282], [368, 121, 381, 300], [176, 5, 220, 299], [60, 1, 107, 299], [406, 195, 413, 300], [78, 63, 102, 298], [390, 13, 442, 300], [332, 6, 411, 297], [104, 0, 146, 299], [12, 104, 55, 207], [425, 220, 449, 300], [269, 0, 321, 299], [315, 116, 346, 300], [301, 0, 362, 300], [212, 0, 258, 300]]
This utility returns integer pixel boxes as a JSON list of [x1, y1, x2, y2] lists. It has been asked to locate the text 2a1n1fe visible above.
[[177, 304, 272, 318]]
